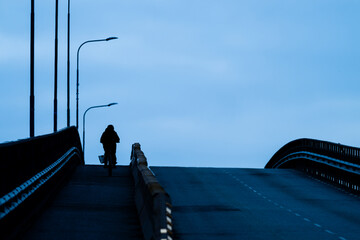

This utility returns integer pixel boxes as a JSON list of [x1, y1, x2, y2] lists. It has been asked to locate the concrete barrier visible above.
[[0, 127, 83, 239], [0, 126, 83, 196], [130, 143, 173, 240]]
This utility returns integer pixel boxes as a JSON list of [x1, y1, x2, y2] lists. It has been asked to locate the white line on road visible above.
[[224, 171, 347, 240], [314, 223, 322, 228]]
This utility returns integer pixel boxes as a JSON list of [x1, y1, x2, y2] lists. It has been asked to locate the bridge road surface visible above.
[[152, 167, 360, 240], [22, 165, 143, 240]]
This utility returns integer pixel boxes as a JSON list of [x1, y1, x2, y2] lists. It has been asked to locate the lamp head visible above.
[[106, 37, 118, 41], [108, 102, 118, 107]]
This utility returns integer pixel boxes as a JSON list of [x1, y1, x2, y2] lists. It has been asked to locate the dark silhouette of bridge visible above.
[[1, 127, 360, 240]]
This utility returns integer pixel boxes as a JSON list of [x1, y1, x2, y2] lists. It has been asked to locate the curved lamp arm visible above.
[[75, 37, 118, 129], [82, 102, 118, 163]]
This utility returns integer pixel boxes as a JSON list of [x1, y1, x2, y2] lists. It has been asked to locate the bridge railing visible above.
[[130, 143, 173, 240], [0, 127, 82, 239], [265, 138, 360, 193], [266, 138, 360, 169]]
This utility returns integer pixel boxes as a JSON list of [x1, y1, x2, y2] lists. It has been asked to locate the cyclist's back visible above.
[[100, 125, 120, 166]]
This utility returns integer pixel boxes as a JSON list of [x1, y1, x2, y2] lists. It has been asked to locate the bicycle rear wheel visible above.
[[108, 154, 112, 177]]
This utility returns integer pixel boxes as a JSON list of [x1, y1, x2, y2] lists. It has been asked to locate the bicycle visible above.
[[105, 150, 115, 177]]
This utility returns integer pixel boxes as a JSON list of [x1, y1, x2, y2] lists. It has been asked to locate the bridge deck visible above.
[[152, 167, 360, 240], [22, 165, 143, 240]]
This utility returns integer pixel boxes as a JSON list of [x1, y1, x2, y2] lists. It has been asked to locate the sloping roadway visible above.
[[22, 165, 143, 240], [152, 167, 360, 240]]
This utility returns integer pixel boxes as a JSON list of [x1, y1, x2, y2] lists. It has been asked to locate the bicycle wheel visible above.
[[108, 153, 112, 177]]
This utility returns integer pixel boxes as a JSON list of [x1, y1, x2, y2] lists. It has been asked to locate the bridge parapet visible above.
[[130, 143, 173, 240], [266, 138, 360, 193], [0, 127, 82, 239], [0, 127, 82, 196], [266, 138, 360, 168]]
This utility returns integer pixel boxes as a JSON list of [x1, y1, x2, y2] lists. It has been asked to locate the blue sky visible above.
[[1, 1, 360, 168]]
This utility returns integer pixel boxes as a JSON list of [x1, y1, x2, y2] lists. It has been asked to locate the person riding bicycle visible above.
[[100, 125, 120, 167]]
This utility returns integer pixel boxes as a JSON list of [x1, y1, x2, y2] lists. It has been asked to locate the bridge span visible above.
[[20, 165, 360, 240], [2, 128, 360, 240]]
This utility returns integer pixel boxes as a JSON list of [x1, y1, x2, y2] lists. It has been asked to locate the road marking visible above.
[[224, 171, 347, 240]]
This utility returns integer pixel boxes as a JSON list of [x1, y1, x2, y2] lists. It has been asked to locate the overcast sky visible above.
[[1, 1, 360, 168]]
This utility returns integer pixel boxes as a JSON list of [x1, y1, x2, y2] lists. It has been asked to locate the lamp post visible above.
[[82, 102, 118, 161], [67, 0, 71, 127], [30, 0, 35, 137], [54, 0, 59, 132], [76, 37, 118, 129]]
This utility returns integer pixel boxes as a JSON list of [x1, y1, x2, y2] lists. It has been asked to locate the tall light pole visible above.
[[76, 37, 118, 129], [54, 0, 59, 132], [82, 102, 118, 162], [67, 0, 71, 127], [30, 0, 35, 137]]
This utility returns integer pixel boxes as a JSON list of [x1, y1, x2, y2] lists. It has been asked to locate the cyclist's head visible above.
[[107, 124, 114, 131]]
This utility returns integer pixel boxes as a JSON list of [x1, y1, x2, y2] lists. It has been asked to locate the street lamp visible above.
[[82, 102, 118, 162], [76, 37, 118, 129], [30, 0, 35, 137], [67, 0, 71, 127]]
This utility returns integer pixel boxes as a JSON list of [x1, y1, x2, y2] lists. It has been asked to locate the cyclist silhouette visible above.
[[100, 125, 120, 167]]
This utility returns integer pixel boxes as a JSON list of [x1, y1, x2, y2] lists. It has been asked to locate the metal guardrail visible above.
[[269, 151, 360, 173], [0, 127, 83, 239], [0, 127, 83, 197], [265, 138, 360, 192], [0, 147, 81, 220], [130, 143, 173, 240], [266, 138, 360, 168]]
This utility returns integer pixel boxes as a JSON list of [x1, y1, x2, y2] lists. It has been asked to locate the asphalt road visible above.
[[151, 167, 360, 240], [22, 165, 143, 240]]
